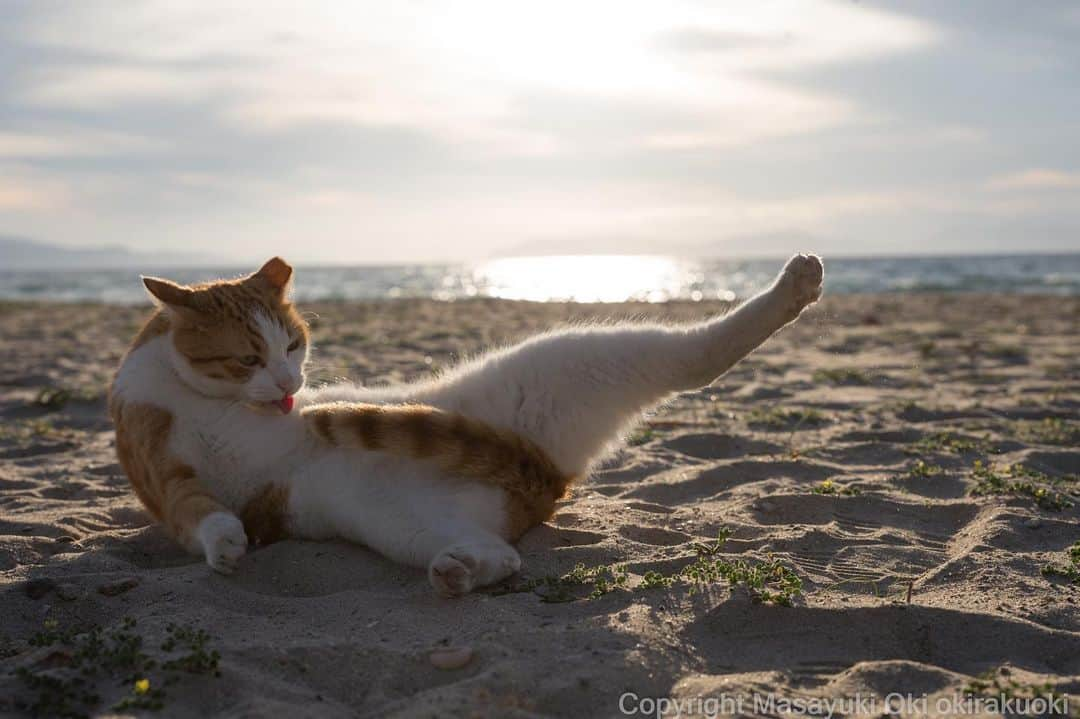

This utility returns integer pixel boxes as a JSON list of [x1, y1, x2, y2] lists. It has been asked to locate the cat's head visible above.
[[142, 257, 309, 414]]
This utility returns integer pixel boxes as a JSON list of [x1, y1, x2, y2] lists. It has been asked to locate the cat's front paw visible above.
[[774, 253, 824, 318], [196, 512, 248, 574]]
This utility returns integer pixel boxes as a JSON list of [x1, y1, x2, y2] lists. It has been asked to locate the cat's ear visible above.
[[142, 276, 197, 309], [250, 257, 293, 297]]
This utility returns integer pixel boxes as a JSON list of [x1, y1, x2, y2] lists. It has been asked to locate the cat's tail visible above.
[[301, 401, 572, 525]]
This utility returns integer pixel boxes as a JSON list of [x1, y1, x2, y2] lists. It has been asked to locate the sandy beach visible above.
[[1, 293, 1078, 718]]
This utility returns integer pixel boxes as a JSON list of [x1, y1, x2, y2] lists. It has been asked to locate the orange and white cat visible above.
[[110, 254, 823, 596]]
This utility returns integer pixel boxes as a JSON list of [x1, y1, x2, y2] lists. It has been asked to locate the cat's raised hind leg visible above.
[[415, 253, 823, 477]]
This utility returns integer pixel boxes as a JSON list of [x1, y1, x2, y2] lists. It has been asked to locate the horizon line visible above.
[[4, 248, 1080, 272]]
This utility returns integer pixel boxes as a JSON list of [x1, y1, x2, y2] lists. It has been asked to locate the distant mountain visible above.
[[0, 236, 224, 269]]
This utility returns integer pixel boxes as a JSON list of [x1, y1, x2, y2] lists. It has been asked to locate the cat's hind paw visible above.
[[428, 542, 521, 598], [429, 552, 477, 597], [196, 512, 248, 574]]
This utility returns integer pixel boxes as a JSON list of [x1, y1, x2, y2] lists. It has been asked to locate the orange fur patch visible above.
[[142, 258, 308, 384], [505, 493, 547, 542], [110, 399, 225, 548], [239, 484, 291, 545], [303, 402, 572, 537], [130, 311, 171, 351]]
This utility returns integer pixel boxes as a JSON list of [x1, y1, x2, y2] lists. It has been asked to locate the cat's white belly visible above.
[[170, 406, 310, 511], [164, 387, 509, 541], [286, 448, 510, 544]]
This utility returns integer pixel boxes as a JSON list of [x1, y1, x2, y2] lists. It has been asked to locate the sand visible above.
[[1, 293, 1078, 718]]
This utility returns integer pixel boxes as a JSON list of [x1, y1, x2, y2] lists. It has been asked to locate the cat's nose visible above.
[[275, 380, 291, 393]]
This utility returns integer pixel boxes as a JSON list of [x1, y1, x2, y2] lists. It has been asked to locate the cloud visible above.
[[986, 169, 1080, 191], [0, 167, 69, 210], [21, 65, 217, 110], [12, 0, 938, 155], [0, 185, 56, 211], [657, 1, 936, 68], [0, 131, 160, 159], [4, 1, 1076, 260]]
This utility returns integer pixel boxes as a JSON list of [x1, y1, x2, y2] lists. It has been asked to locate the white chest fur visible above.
[[112, 336, 310, 509]]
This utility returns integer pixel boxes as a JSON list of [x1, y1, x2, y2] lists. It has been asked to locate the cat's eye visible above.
[[287, 339, 301, 352], [238, 355, 260, 367]]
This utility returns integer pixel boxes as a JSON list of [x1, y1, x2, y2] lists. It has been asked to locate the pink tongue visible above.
[[275, 394, 294, 414]]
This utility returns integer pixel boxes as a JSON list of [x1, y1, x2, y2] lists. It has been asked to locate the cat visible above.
[[109, 253, 823, 596]]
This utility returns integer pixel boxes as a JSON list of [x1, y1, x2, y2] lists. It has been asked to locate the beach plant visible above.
[[811, 479, 860, 496], [160, 623, 221, 676], [639, 570, 676, 589], [1041, 540, 1080, 585], [0, 419, 59, 442], [576, 564, 630, 600], [622, 530, 803, 605], [907, 431, 991, 455], [642, 529, 802, 605], [31, 384, 102, 411], [33, 386, 73, 410], [112, 678, 166, 714], [689, 528, 733, 556], [515, 563, 630, 602], [627, 426, 657, 446], [969, 461, 1075, 512], [678, 551, 804, 606], [964, 667, 1071, 710], [1016, 418, 1080, 447], [500, 529, 803, 606], [11, 617, 222, 717], [906, 460, 945, 479]]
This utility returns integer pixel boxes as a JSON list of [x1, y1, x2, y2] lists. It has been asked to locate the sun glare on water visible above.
[[472, 255, 706, 303]]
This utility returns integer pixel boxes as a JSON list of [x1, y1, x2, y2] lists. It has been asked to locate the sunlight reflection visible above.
[[472, 255, 706, 303]]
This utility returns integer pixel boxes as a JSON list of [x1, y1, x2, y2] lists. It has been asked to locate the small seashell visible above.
[[429, 646, 473, 670]]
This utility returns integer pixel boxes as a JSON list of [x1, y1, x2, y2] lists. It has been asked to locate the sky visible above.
[[1, 0, 1079, 264]]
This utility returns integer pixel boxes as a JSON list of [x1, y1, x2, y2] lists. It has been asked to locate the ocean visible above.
[[1, 253, 1077, 304]]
